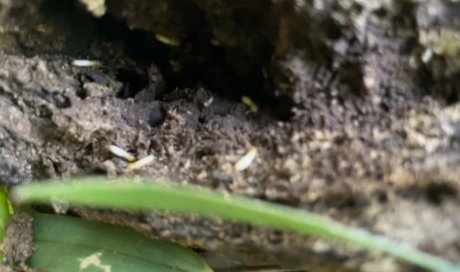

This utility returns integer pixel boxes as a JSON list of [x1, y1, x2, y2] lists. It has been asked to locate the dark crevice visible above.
[[417, 66, 460, 105], [84, 9, 294, 120], [75, 87, 87, 100], [425, 183, 458, 205], [115, 68, 149, 99], [446, 91, 459, 106], [398, 182, 458, 205], [37, 87, 72, 108], [76, 74, 88, 99], [86, 167, 109, 176]]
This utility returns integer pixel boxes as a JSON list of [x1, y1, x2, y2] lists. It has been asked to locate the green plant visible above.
[[0, 184, 211, 272], [10, 176, 460, 272], [30, 214, 212, 272], [0, 187, 11, 261]]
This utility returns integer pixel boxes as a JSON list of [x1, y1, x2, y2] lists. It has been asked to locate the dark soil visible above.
[[1, 0, 460, 271]]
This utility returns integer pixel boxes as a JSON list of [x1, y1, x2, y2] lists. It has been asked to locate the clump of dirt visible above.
[[2, 213, 35, 270], [1, 0, 460, 271]]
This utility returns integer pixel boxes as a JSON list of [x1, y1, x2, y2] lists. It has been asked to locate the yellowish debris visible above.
[[79, 252, 111, 272], [241, 96, 258, 113], [79, 0, 106, 17], [210, 38, 221, 46], [169, 60, 182, 72], [155, 34, 181, 47]]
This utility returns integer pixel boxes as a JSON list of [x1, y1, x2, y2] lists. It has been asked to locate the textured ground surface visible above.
[[0, 0, 460, 271]]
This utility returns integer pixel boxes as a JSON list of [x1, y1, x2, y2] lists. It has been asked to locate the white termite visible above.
[[72, 59, 103, 68], [108, 145, 136, 162], [203, 96, 214, 108], [127, 155, 155, 172], [234, 146, 258, 172], [421, 48, 433, 64]]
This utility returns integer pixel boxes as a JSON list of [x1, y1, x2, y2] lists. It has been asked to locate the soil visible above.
[[1, 0, 460, 271], [2, 213, 34, 270]]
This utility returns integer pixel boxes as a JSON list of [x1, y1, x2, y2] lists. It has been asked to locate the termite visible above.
[[234, 146, 258, 172], [127, 155, 155, 172], [72, 59, 103, 68], [108, 145, 136, 162], [203, 96, 214, 108]]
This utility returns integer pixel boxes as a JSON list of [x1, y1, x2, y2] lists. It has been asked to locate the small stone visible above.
[[389, 168, 415, 187]]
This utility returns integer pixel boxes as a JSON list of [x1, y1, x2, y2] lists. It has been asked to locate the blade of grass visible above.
[[11, 177, 460, 272]]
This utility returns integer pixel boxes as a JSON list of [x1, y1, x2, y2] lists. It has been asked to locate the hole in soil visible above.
[[373, 8, 388, 18], [115, 68, 149, 99], [75, 87, 87, 99], [398, 182, 458, 205], [418, 67, 460, 105], [424, 183, 457, 205], [375, 190, 388, 203], [87, 8, 294, 120], [445, 85, 459, 105], [147, 105, 166, 127], [86, 167, 109, 176], [198, 116, 206, 124], [324, 17, 342, 40], [37, 88, 72, 108]]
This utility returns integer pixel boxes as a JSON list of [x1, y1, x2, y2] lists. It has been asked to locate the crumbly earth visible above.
[[2, 213, 35, 271], [1, 0, 460, 271]]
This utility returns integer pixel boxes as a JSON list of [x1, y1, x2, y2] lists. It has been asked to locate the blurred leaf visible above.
[[30, 214, 213, 272], [12, 177, 460, 272], [0, 187, 12, 261]]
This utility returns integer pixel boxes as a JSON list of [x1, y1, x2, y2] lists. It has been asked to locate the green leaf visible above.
[[30, 214, 212, 272], [0, 187, 12, 261], [12, 177, 460, 272]]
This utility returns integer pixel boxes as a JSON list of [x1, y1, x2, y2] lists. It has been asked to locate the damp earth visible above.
[[1, 0, 460, 271]]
